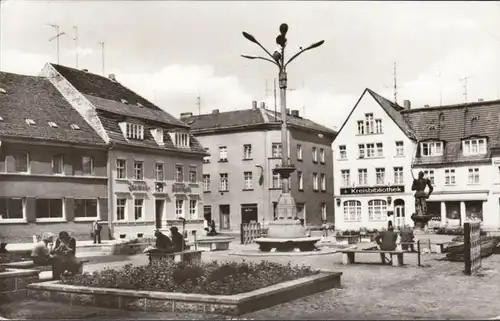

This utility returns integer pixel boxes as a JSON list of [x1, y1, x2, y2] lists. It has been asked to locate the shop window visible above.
[[445, 201, 460, 220], [368, 199, 387, 221], [343, 200, 361, 222], [465, 201, 483, 221]]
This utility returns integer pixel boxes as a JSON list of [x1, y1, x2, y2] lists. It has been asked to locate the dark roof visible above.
[[49, 63, 187, 128], [183, 108, 337, 136], [0, 72, 106, 146]]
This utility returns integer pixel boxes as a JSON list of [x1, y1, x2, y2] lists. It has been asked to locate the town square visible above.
[[1, 1, 500, 320]]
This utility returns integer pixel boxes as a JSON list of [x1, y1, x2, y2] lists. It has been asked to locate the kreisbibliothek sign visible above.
[[340, 185, 405, 195]]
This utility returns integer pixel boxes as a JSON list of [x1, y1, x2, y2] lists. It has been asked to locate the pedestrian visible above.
[[92, 220, 102, 244], [399, 224, 416, 252], [321, 220, 329, 238]]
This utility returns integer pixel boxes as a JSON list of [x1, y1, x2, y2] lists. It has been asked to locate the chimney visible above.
[[260, 102, 266, 109], [286, 108, 291, 115], [424, 104, 430, 108], [478, 98, 484, 102], [252, 101, 257, 109], [108, 74, 117, 82], [180, 112, 193, 120], [291, 110, 299, 117], [212, 109, 219, 115], [81, 69, 88, 72], [403, 100, 411, 110]]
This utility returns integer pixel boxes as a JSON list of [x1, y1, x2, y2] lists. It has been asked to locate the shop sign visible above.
[[340, 185, 405, 195], [173, 183, 191, 194]]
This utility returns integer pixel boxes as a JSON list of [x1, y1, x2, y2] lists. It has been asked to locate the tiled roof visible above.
[[402, 100, 500, 166], [183, 108, 337, 136], [0, 72, 106, 145], [50, 63, 187, 128]]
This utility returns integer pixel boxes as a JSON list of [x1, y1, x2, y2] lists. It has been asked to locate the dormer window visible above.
[[0, 88, 6, 94], [463, 138, 487, 155], [170, 132, 190, 148], [0, 116, 3, 121], [151, 128, 164, 146], [122, 122, 144, 140], [48, 122, 58, 128], [121, 99, 129, 104], [26, 119, 36, 125], [137, 102, 143, 108], [421, 141, 443, 157], [70, 124, 80, 130]]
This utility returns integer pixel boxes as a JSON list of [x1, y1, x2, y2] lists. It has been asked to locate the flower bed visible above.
[[1, 268, 39, 302], [60, 260, 318, 295]]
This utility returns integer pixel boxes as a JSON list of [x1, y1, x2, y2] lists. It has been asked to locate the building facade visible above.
[[333, 88, 500, 231], [182, 103, 337, 232], [0, 72, 109, 243], [41, 64, 206, 239]]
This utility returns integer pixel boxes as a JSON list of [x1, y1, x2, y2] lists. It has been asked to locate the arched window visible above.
[[343, 200, 361, 221], [368, 199, 387, 221]]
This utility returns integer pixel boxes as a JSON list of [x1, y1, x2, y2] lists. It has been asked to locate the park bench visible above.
[[147, 249, 203, 265], [195, 237, 233, 251], [340, 249, 405, 267]]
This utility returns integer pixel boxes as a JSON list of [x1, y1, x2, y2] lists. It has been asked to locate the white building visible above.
[[333, 88, 500, 231]]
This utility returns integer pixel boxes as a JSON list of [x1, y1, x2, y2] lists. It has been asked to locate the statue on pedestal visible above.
[[411, 171, 434, 230]]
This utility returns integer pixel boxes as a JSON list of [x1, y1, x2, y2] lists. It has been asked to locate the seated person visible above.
[[170, 226, 186, 252], [0, 242, 8, 254], [31, 233, 54, 265], [207, 220, 218, 236], [374, 226, 398, 251], [399, 224, 416, 252], [52, 231, 80, 280]]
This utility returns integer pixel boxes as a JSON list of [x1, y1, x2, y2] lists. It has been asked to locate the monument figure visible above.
[[411, 171, 434, 230]]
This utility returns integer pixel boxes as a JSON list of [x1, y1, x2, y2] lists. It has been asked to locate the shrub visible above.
[[61, 260, 319, 295]]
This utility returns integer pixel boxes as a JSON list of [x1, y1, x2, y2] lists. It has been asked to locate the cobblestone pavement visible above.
[[2, 236, 500, 320]]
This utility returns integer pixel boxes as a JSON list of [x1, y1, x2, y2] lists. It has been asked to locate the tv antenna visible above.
[[460, 75, 474, 103], [196, 92, 202, 116], [393, 62, 398, 104], [98, 41, 105, 76], [73, 26, 79, 68], [47, 24, 66, 64]]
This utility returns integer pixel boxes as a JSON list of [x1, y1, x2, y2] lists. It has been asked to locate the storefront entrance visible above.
[[241, 203, 258, 224], [394, 199, 405, 228]]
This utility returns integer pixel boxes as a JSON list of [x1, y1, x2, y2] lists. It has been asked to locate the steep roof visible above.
[[0, 71, 105, 146], [49, 63, 188, 128]]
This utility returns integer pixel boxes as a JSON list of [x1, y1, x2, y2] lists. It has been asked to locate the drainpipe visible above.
[[107, 142, 115, 239]]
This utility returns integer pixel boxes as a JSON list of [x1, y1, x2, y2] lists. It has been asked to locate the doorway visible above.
[[394, 199, 405, 228], [155, 199, 165, 229], [219, 204, 230, 230], [203, 205, 212, 221], [241, 203, 258, 224]]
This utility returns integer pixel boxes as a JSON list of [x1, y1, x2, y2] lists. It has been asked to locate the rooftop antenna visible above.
[[273, 78, 277, 121], [47, 24, 66, 64], [437, 70, 443, 107], [196, 92, 201, 116], [98, 41, 105, 76], [393, 62, 398, 104], [73, 26, 78, 68], [460, 76, 470, 103]]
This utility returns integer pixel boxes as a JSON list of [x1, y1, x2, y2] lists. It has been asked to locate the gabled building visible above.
[[333, 88, 500, 231], [181, 102, 337, 231], [0, 71, 109, 242], [41, 64, 207, 239]]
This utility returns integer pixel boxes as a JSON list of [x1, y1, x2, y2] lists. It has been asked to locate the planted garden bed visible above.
[[1, 268, 39, 302], [27, 260, 342, 315]]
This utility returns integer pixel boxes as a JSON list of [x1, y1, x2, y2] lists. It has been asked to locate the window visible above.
[[189, 199, 198, 219], [272, 172, 281, 189], [365, 113, 374, 134], [175, 165, 183, 182], [175, 199, 184, 217], [468, 168, 480, 185], [82, 156, 94, 176], [313, 173, 319, 191], [321, 203, 327, 221], [155, 163, 164, 181], [0, 198, 24, 220], [187, 167, 196, 183], [375, 168, 385, 185], [74, 199, 97, 218], [338, 145, 347, 160], [116, 199, 126, 221], [70, 124, 80, 130], [220, 173, 228, 191], [463, 138, 487, 155], [344, 200, 361, 221], [152, 128, 164, 145], [244, 171, 253, 190], [297, 171, 303, 190], [421, 142, 443, 156], [341, 169, 350, 187], [396, 141, 404, 156], [393, 167, 404, 184], [14, 152, 29, 172], [423, 170, 435, 185], [445, 169, 456, 185], [219, 146, 228, 162], [134, 199, 144, 220], [272, 143, 282, 158], [25, 118, 36, 125], [358, 144, 365, 158], [173, 132, 189, 147], [319, 148, 325, 163], [203, 148, 210, 163], [48, 121, 58, 128], [125, 123, 144, 140], [134, 161, 144, 180], [375, 119, 383, 134], [203, 174, 211, 192], [116, 159, 126, 179], [358, 169, 368, 185], [368, 199, 387, 221], [297, 144, 303, 161], [320, 173, 326, 191], [376, 143, 383, 157], [357, 120, 365, 135], [52, 155, 64, 174], [366, 144, 375, 157], [35, 199, 63, 219], [243, 144, 252, 160], [312, 147, 318, 163]]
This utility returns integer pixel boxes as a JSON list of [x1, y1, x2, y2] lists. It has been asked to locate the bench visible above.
[[341, 249, 405, 267], [147, 250, 203, 265], [1, 259, 89, 274], [195, 237, 233, 251]]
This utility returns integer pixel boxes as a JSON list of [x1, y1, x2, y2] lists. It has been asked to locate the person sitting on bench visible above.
[[399, 224, 416, 252], [31, 232, 55, 265], [155, 229, 176, 252], [51, 231, 80, 280], [374, 226, 398, 251], [207, 220, 218, 236], [170, 226, 186, 252]]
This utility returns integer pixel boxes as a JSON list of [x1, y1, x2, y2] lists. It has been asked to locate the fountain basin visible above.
[[255, 237, 321, 252], [411, 213, 433, 230]]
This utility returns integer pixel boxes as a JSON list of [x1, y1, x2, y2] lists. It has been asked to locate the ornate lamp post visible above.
[[242, 24, 324, 241]]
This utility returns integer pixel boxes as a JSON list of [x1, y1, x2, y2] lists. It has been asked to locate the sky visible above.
[[1, 1, 500, 131]]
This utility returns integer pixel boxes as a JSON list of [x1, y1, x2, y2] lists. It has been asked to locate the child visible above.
[[321, 220, 329, 238]]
